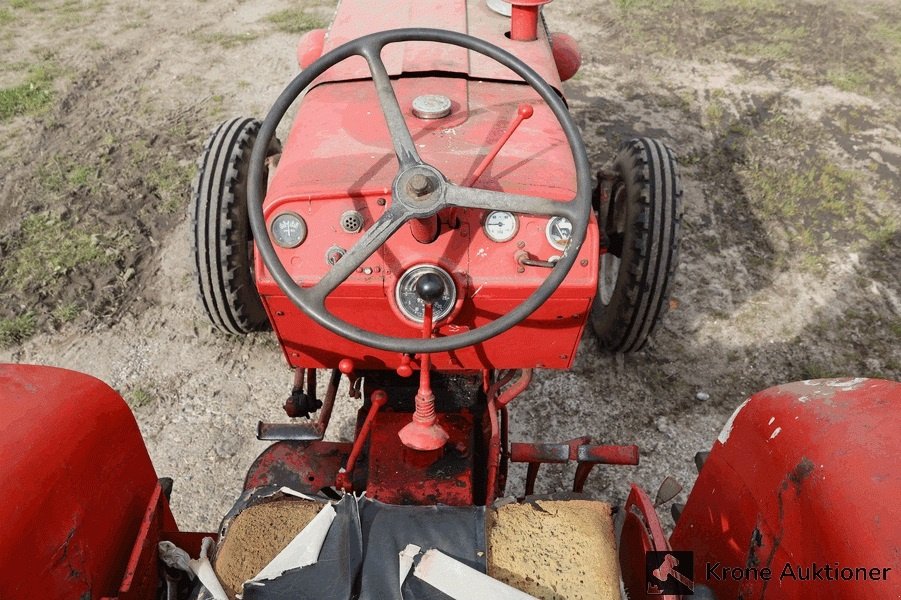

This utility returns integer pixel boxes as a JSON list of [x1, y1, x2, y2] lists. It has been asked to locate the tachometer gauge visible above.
[[483, 211, 518, 243], [395, 265, 456, 323], [270, 212, 307, 248], [546, 216, 573, 251]]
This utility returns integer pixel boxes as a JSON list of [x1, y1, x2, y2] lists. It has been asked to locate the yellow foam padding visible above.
[[487, 499, 622, 600], [214, 499, 323, 599]]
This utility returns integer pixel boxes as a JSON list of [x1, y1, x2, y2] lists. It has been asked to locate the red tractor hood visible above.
[[315, 0, 562, 88]]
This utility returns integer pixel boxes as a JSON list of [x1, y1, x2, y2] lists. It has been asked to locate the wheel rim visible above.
[[599, 253, 620, 305]]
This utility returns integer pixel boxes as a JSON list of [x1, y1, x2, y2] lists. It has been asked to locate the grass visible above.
[[127, 387, 154, 408], [1, 212, 119, 294], [38, 156, 100, 194], [728, 106, 886, 267], [0, 65, 54, 121], [610, 0, 900, 99], [741, 160, 860, 227], [51, 302, 80, 324], [826, 68, 872, 94], [196, 31, 259, 49], [0, 313, 36, 347], [147, 156, 192, 214], [890, 320, 901, 339], [0, 9, 14, 25], [799, 361, 840, 380], [266, 8, 325, 34]]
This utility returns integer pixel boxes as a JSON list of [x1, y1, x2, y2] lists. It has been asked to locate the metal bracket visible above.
[[258, 369, 341, 441]]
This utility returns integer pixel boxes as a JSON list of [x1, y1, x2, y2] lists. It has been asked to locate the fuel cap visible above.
[[411, 94, 452, 119]]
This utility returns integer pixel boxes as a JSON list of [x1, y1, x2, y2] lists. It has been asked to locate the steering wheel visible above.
[[248, 28, 591, 354]]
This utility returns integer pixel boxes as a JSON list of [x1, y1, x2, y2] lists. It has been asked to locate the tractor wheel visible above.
[[590, 137, 682, 353], [192, 118, 281, 334]]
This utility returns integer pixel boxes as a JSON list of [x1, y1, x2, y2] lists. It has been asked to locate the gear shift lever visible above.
[[398, 273, 450, 451]]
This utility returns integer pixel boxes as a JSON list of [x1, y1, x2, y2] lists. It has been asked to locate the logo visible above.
[[647, 551, 694, 595]]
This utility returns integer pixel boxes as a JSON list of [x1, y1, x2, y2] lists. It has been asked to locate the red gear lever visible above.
[[398, 275, 450, 451]]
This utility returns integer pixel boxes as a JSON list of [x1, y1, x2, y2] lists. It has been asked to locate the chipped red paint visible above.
[[244, 440, 355, 493], [0, 365, 170, 599], [618, 484, 680, 600], [671, 378, 901, 599], [366, 411, 477, 506]]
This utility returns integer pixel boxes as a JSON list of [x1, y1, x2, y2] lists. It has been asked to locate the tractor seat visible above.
[[212, 494, 622, 600]]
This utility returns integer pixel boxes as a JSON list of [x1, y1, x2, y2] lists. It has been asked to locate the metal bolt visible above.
[[517, 241, 526, 249], [517, 266, 525, 273], [580, 258, 589, 266], [377, 197, 386, 206], [363, 267, 373, 275], [408, 174, 432, 197]]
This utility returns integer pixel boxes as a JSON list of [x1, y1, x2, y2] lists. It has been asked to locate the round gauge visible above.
[[546, 216, 574, 251], [270, 212, 307, 248], [394, 264, 457, 323], [483, 211, 519, 243]]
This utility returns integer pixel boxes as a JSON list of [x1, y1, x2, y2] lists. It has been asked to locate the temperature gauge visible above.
[[546, 216, 573, 251], [483, 211, 518, 243]]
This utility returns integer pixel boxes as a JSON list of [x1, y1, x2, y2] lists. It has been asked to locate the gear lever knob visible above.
[[415, 272, 445, 304]]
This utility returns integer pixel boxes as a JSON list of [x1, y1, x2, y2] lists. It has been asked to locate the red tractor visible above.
[[2, 2, 899, 599]]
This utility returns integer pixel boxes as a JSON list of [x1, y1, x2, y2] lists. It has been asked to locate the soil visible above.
[[1, 0, 899, 538]]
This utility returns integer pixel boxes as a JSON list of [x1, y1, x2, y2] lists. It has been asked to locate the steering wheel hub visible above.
[[395, 165, 445, 211]]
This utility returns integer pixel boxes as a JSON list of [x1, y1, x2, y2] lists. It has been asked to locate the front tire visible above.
[[590, 137, 682, 353], [192, 118, 280, 334]]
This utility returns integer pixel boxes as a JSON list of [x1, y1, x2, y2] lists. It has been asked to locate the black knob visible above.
[[415, 273, 445, 304]]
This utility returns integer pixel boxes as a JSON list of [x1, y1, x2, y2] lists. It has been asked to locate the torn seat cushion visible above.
[[214, 499, 324, 598], [212, 496, 620, 600], [487, 499, 621, 600]]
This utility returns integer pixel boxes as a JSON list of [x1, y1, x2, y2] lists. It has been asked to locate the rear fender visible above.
[[671, 378, 901, 599], [0, 364, 170, 599]]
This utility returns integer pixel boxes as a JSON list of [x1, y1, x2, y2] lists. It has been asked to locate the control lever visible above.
[[398, 273, 450, 451], [515, 250, 559, 269], [463, 103, 533, 187]]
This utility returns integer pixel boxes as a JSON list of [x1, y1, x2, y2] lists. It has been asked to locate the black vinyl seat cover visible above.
[[221, 496, 486, 600]]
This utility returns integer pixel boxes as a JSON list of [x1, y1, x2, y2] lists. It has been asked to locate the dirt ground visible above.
[[1, 0, 899, 533]]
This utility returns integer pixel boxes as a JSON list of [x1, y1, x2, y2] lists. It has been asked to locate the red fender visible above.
[[0, 364, 167, 600], [671, 378, 901, 599]]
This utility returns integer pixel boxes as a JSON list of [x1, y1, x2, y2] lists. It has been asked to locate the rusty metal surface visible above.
[[259, 369, 342, 441], [244, 440, 355, 494], [618, 484, 679, 600], [671, 378, 901, 599], [510, 437, 639, 494], [366, 411, 477, 506]]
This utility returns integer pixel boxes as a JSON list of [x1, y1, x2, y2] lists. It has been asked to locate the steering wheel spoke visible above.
[[307, 203, 409, 304], [444, 183, 578, 221], [361, 45, 423, 169]]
